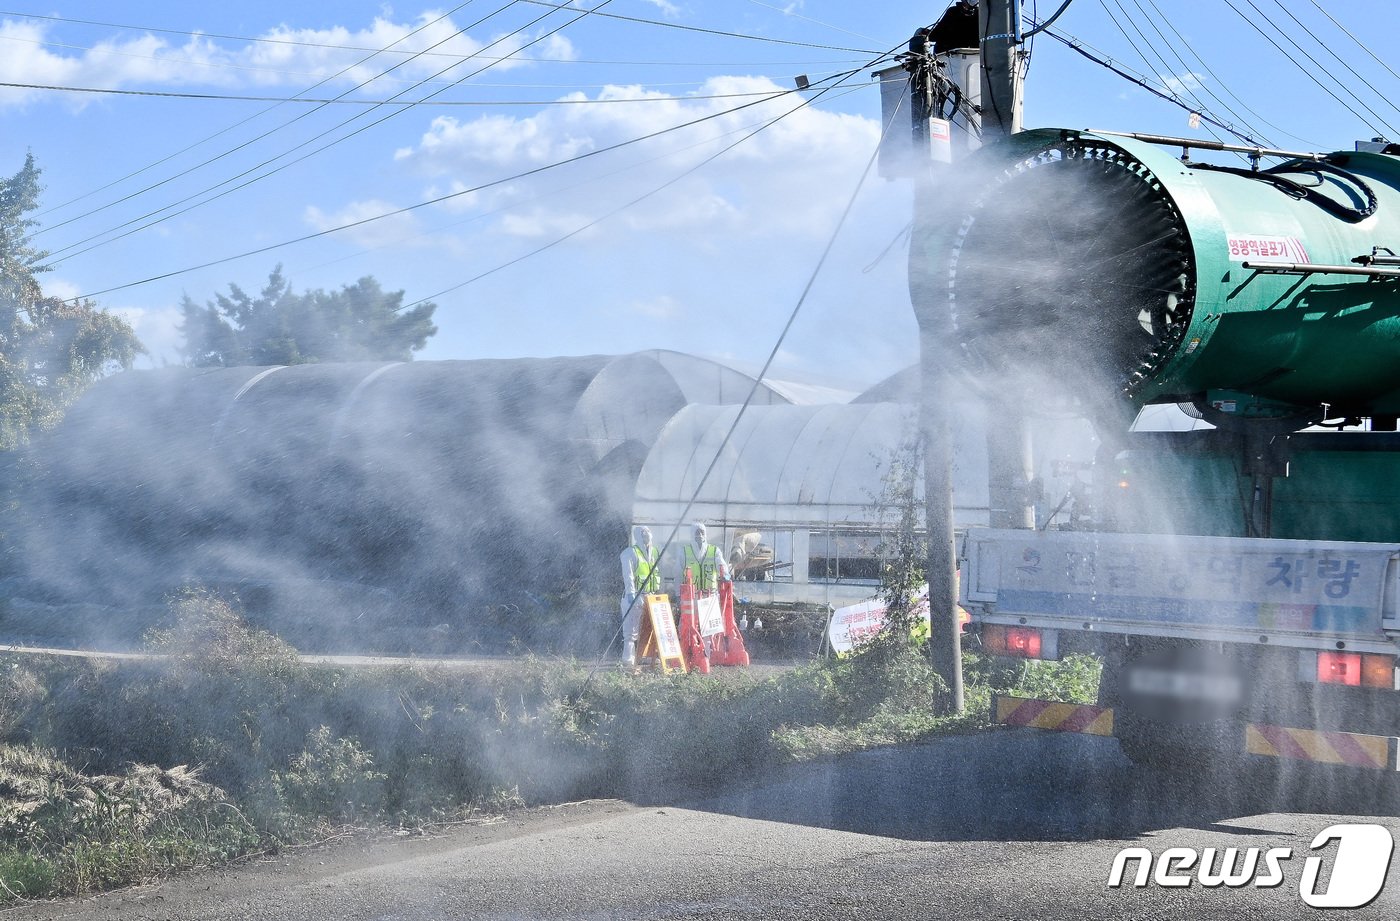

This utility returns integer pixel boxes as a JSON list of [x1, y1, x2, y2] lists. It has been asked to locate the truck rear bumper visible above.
[[992, 694, 1400, 771], [992, 694, 1114, 736], [1244, 723, 1398, 771]]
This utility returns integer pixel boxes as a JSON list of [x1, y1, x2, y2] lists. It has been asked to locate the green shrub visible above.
[[0, 849, 55, 898], [0, 584, 1104, 904], [271, 727, 385, 826], [967, 651, 1102, 705]]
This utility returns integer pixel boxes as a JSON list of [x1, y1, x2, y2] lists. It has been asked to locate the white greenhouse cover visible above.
[[633, 403, 991, 528]]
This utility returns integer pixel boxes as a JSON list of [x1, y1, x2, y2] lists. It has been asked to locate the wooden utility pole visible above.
[[915, 0, 1026, 714]]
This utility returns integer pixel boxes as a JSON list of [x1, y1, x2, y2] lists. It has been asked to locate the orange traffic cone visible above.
[[709, 580, 750, 667], [678, 570, 710, 674]]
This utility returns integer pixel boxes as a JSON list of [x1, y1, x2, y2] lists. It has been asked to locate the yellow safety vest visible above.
[[683, 544, 723, 593], [631, 545, 661, 594]]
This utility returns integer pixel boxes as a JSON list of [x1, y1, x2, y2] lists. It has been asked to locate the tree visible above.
[[0, 155, 144, 449], [179, 266, 438, 367], [874, 436, 929, 643]]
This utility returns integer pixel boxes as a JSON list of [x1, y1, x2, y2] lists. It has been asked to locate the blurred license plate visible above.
[[1127, 666, 1242, 703]]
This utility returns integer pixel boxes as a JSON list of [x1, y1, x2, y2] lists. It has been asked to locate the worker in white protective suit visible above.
[[620, 525, 661, 665], [680, 523, 731, 594], [680, 522, 731, 592], [680, 523, 731, 655]]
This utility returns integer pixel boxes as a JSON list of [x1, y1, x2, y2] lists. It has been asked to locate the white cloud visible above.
[[498, 207, 597, 238], [42, 277, 80, 301], [109, 304, 184, 365], [1161, 71, 1203, 98], [303, 198, 423, 248], [639, 0, 684, 18], [393, 76, 882, 242], [0, 14, 576, 109], [411, 111, 597, 169]]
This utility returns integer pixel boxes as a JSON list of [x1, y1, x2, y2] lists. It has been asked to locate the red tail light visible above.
[[982, 624, 1043, 659], [1317, 652, 1395, 688]]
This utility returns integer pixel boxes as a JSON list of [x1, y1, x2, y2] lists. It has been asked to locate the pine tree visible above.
[[179, 266, 437, 367]]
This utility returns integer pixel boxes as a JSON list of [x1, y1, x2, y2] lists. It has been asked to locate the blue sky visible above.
[[1, 0, 1396, 389]]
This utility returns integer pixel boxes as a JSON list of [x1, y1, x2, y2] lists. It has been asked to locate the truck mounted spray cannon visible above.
[[917, 126, 1400, 774]]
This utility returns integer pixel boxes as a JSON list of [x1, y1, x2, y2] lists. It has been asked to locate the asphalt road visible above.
[[11, 729, 1400, 920]]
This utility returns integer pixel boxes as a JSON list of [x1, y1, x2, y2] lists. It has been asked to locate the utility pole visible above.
[[979, 0, 1024, 138], [903, 0, 1026, 714], [978, 0, 1035, 534]]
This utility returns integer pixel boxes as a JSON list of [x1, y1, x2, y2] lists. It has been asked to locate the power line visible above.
[[36, 2, 487, 220], [742, 0, 885, 46], [1304, 0, 1400, 89], [1122, 0, 1275, 146], [47, 0, 592, 259], [0, 80, 799, 106], [0, 22, 863, 73], [71, 63, 884, 300], [36, 0, 497, 235], [1238, 0, 1396, 137], [1269, 0, 1400, 122], [291, 84, 869, 278], [33, 1, 850, 230], [580, 45, 901, 682], [400, 85, 865, 309], [1222, 0, 1393, 140], [516, 0, 878, 53], [0, 4, 876, 57], [0, 7, 502, 58], [0, 30, 425, 83], [1135, 0, 1320, 148], [1022, 0, 1075, 38], [1098, 0, 1236, 149], [1039, 26, 1263, 144]]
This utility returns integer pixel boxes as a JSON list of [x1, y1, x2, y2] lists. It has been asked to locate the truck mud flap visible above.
[[1245, 723, 1400, 771], [992, 694, 1115, 737]]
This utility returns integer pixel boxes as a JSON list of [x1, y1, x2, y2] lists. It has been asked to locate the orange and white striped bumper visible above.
[[1245, 723, 1399, 771], [992, 694, 1115, 737]]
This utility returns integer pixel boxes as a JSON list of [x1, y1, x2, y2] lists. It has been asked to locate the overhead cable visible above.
[[1237, 0, 1395, 135], [0, 80, 800, 106], [291, 86, 868, 277], [579, 42, 904, 684], [1122, 0, 1274, 146], [0, 18, 861, 70], [0, 6, 874, 58], [742, 0, 885, 45], [1136, 0, 1318, 148], [1097, 0, 1233, 148], [1269, 0, 1400, 122], [1222, 0, 1393, 140], [1304, 0, 1400, 88], [1039, 26, 1263, 145], [1022, 0, 1075, 38], [71, 62, 888, 299], [38, 0, 507, 238], [35, 0, 480, 220], [49, 0, 599, 260], [516, 0, 878, 53], [399, 85, 867, 309]]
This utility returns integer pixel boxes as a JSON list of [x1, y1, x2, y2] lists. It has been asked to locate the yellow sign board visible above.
[[638, 594, 686, 674]]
